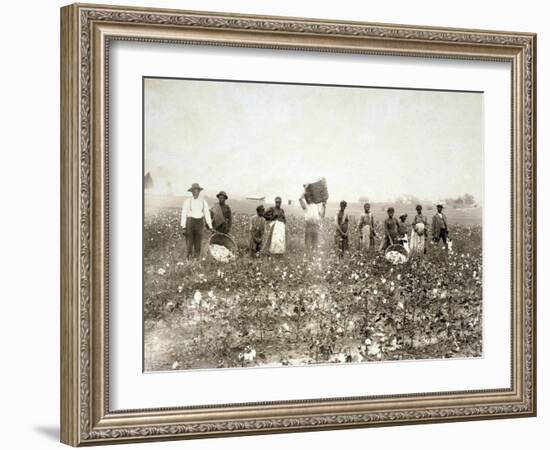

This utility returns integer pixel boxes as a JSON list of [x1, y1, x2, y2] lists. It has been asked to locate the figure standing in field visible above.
[[180, 182, 213, 259], [432, 204, 449, 250], [410, 204, 428, 256], [335, 200, 350, 258], [210, 191, 232, 234], [398, 214, 410, 254], [263, 197, 286, 255], [249, 205, 266, 256], [379, 207, 399, 251], [299, 188, 326, 257], [358, 202, 376, 253]]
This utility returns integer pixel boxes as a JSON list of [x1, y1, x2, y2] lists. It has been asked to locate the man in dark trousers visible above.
[[180, 182, 213, 259], [432, 204, 449, 250]]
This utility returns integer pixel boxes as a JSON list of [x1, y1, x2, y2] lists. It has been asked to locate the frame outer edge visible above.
[[529, 33, 536, 416], [61, 3, 81, 447], [62, 2, 537, 445]]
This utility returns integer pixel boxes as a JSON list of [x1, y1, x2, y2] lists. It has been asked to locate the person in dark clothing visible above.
[[335, 200, 349, 258], [432, 204, 449, 250], [210, 191, 232, 234], [264, 197, 286, 223], [249, 205, 266, 256], [380, 207, 399, 251]]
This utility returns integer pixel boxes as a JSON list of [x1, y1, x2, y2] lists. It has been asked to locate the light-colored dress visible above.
[[263, 207, 286, 254], [410, 214, 428, 256], [359, 212, 375, 252], [268, 221, 286, 254]]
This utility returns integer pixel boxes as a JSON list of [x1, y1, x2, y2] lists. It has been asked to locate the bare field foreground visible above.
[[144, 196, 482, 372]]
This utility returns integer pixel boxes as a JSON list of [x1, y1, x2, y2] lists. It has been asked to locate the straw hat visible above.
[[187, 182, 204, 192]]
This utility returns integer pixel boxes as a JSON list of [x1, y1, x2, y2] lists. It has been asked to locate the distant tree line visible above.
[[442, 193, 476, 208], [357, 193, 477, 209]]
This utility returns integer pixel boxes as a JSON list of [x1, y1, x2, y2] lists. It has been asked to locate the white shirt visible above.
[[304, 203, 323, 224], [181, 197, 213, 229]]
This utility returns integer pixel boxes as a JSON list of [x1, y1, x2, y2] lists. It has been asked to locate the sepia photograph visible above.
[[143, 76, 483, 372]]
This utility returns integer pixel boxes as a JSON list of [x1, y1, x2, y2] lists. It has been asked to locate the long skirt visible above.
[[360, 225, 375, 252], [264, 221, 286, 254], [409, 231, 425, 256]]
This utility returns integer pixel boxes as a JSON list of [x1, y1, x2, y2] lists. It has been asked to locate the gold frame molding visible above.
[[60, 3, 536, 446]]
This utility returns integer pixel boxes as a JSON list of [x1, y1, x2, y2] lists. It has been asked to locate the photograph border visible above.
[[141, 75, 486, 374], [60, 3, 536, 446]]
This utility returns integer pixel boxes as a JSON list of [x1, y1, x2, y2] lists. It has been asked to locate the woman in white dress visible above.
[[358, 202, 376, 253], [263, 197, 286, 255], [409, 204, 428, 256]]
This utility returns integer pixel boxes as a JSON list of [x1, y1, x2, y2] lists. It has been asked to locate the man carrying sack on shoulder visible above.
[[299, 188, 326, 257], [180, 182, 213, 259]]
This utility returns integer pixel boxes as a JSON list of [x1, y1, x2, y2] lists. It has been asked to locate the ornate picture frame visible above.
[[60, 3, 536, 446]]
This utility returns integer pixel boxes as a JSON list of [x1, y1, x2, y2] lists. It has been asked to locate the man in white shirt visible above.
[[299, 189, 326, 256], [181, 182, 213, 259]]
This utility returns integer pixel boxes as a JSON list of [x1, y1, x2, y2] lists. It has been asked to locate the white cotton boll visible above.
[[367, 342, 381, 357], [193, 291, 202, 303]]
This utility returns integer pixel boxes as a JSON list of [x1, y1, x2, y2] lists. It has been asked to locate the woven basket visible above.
[[305, 178, 329, 204], [384, 244, 409, 263], [208, 232, 237, 262]]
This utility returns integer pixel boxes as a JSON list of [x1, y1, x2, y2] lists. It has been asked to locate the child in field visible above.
[[379, 207, 399, 251], [398, 214, 410, 254], [335, 201, 350, 258], [249, 205, 266, 256]]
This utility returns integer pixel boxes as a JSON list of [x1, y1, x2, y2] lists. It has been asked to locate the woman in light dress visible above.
[[263, 196, 286, 255], [358, 202, 376, 253], [409, 204, 428, 256]]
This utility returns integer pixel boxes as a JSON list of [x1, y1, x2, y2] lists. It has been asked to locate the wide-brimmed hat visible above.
[[187, 182, 204, 192], [400, 214, 408, 220], [216, 190, 228, 200], [436, 204, 444, 209]]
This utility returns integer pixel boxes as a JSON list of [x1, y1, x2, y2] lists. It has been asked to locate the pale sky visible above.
[[144, 77, 483, 203]]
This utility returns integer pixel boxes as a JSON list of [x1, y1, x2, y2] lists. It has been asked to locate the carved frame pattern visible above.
[[60, 3, 536, 446]]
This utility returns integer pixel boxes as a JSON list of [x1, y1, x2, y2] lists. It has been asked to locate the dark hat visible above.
[[275, 196, 282, 202], [187, 182, 204, 192], [387, 207, 395, 213], [256, 204, 265, 213], [216, 190, 228, 200], [436, 204, 444, 209], [416, 204, 422, 210], [400, 214, 408, 220], [340, 200, 347, 207]]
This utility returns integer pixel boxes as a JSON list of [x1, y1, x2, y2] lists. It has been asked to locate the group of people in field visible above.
[[180, 182, 450, 260], [297, 188, 450, 258]]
